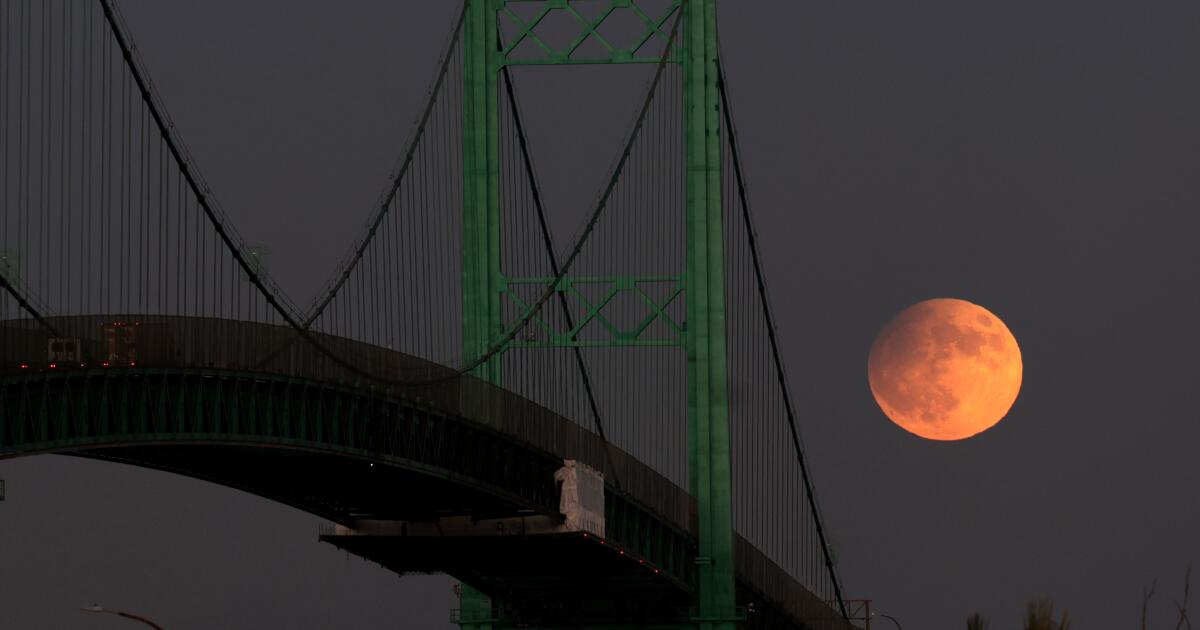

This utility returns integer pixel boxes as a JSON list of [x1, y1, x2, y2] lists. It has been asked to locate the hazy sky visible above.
[[3, 1, 1199, 628]]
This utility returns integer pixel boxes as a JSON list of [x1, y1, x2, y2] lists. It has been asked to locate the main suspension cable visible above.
[[0, 274, 61, 337], [299, 1, 469, 328], [716, 58, 850, 619], [499, 59, 622, 489], [447, 8, 684, 382], [98, 0, 302, 326], [254, 7, 684, 388]]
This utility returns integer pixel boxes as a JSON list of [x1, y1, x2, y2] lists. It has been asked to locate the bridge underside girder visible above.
[[325, 531, 692, 627], [0, 367, 564, 521], [322, 530, 825, 630], [0, 361, 847, 630], [71, 444, 526, 525]]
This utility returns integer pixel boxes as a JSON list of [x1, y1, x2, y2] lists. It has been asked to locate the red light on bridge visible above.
[[128, 361, 137, 367], [48, 363, 57, 369], [19, 363, 29, 370], [102, 361, 110, 368]]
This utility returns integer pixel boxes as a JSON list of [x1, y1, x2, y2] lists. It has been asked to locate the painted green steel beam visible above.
[[683, 0, 737, 628], [462, 1, 737, 627], [501, 57, 678, 66], [460, 1, 503, 627], [496, 0, 682, 66], [508, 339, 681, 349], [0, 368, 704, 595], [504, 275, 682, 285], [463, 0, 504, 385], [502, 275, 684, 348], [0, 369, 564, 518]]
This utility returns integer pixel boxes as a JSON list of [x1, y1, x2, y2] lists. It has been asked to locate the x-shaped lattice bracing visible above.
[[499, 0, 682, 65], [503, 276, 684, 347]]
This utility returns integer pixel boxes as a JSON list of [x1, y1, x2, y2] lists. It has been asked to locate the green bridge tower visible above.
[[458, 1, 735, 627]]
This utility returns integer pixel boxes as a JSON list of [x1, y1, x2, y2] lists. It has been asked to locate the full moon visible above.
[[868, 298, 1022, 441]]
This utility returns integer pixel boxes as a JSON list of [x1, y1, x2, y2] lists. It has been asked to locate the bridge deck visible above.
[[1, 315, 853, 629]]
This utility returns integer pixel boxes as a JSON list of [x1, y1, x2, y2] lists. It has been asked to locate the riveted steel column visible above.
[[460, 0, 501, 628], [462, 0, 503, 385], [684, 0, 736, 628]]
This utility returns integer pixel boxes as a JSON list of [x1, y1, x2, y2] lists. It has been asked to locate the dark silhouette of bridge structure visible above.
[[0, 1, 860, 628]]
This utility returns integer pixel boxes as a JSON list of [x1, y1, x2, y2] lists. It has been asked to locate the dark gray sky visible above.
[[3, 1, 1199, 628]]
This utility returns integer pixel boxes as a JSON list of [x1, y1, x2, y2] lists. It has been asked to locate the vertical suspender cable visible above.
[[97, 0, 302, 331], [498, 62, 621, 488], [716, 61, 849, 619]]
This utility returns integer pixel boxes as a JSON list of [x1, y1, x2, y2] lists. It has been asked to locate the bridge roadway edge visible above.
[[0, 317, 852, 630]]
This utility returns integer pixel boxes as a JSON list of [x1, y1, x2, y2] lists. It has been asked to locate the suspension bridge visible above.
[[0, 1, 864, 628]]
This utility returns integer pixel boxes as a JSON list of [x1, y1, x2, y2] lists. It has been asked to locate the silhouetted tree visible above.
[[1145, 579, 1160, 630], [966, 564, 1193, 629], [1141, 564, 1194, 630], [1023, 598, 1070, 630], [1174, 564, 1192, 630]]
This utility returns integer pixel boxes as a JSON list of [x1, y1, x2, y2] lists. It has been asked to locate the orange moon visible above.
[[868, 298, 1022, 441]]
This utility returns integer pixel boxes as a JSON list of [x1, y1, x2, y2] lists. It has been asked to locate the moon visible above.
[[868, 298, 1022, 441]]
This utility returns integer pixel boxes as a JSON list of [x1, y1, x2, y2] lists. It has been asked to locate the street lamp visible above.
[[81, 605, 165, 629], [872, 612, 903, 630]]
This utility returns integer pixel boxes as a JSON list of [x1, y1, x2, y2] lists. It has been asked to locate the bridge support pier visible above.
[[458, 585, 495, 630]]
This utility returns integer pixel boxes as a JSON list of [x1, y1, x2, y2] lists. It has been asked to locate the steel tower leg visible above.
[[458, 1, 734, 627], [462, 0, 503, 387], [460, 1, 502, 628], [684, 1, 737, 628]]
